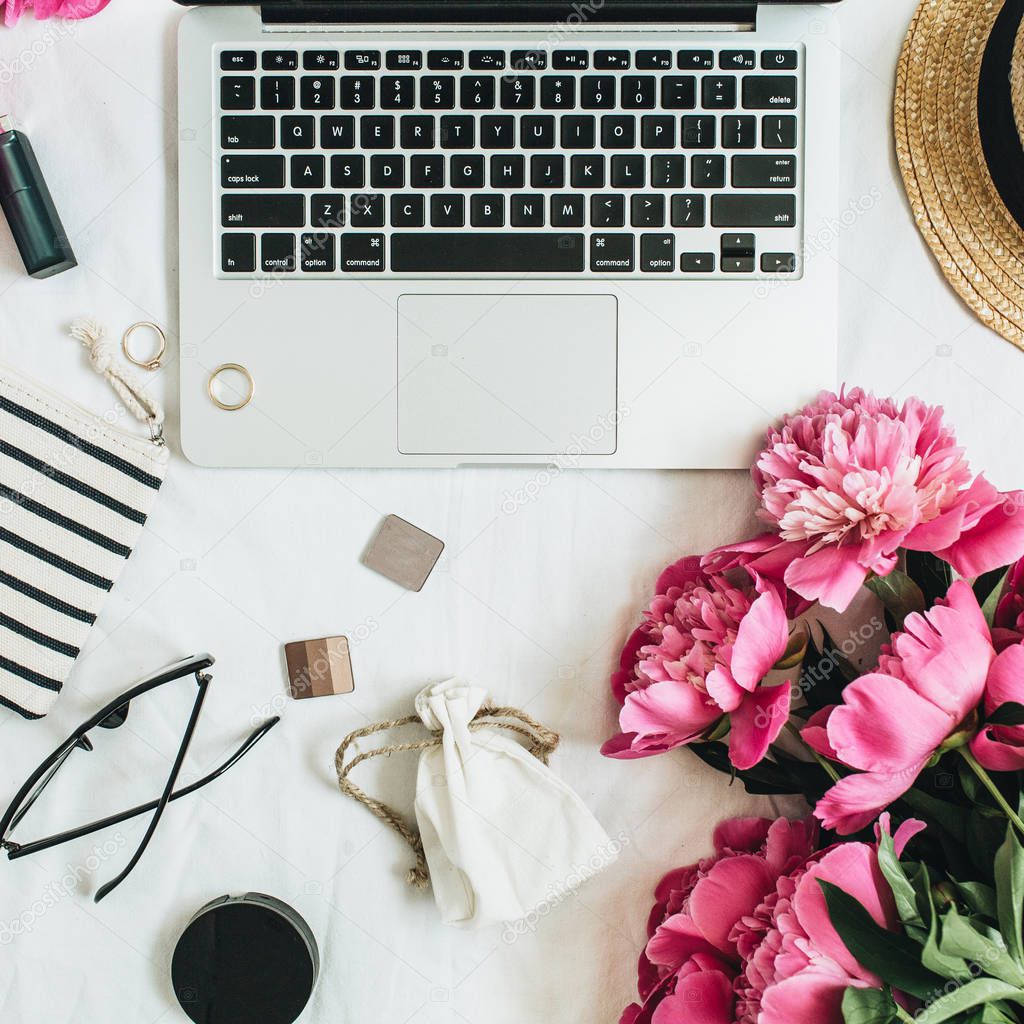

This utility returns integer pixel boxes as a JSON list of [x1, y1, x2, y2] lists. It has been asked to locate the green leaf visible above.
[[876, 823, 924, 932], [994, 827, 1024, 966], [841, 985, 898, 1024], [922, 868, 971, 981], [987, 702, 1024, 727], [901, 788, 967, 844], [686, 742, 830, 798], [955, 882, 998, 922], [819, 880, 945, 999], [774, 622, 809, 671], [914, 979, 1024, 1024], [906, 551, 954, 606], [976, 568, 1010, 628], [865, 570, 927, 629], [938, 907, 1024, 987]]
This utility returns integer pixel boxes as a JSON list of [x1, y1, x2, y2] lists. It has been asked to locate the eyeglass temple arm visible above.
[[5, 735, 93, 836]]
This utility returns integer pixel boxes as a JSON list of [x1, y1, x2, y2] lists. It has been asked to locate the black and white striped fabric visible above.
[[0, 365, 168, 719]]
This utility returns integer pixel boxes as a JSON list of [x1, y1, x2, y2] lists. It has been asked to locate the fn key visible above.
[[222, 233, 255, 272]]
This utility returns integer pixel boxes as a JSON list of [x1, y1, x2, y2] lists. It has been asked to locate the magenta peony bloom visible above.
[[704, 389, 1024, 612], [1, 0, 108, 25], [969, 641, 1024, 771], [602, 557, 793, 771], [993, 555, 1024, 650], [807, 580, 997, 834]]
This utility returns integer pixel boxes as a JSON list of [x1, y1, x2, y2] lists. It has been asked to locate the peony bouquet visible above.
[[1, 0, 109, 26], [607, 389, 1024, 1024]]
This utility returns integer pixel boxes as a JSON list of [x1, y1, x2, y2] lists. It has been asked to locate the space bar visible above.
[[391, 233, 585, 273]]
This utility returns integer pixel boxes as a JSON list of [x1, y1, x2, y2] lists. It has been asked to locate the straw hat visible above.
[[895, 0, 1024, 348]]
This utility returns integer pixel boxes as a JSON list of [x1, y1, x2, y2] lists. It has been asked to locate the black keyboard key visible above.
[[601, 115, 635, 149], [651, 154, 686, 187], [440, 116, 475, 148], [371, 154, 404, 188], [311, 194, 345, 228], [641, 115, 675, 149], [595, 50, 630, 70], [561, 115, 595, 149], [430, 194, 466, 227], [712, 194, 796, 227], [470, 50, 505, 70], [411, 154, 445, 188], [540, 76, 575, 109], [763, 115, 798, 148], [723, 256, 755, 273], [681, 115, 715, 149], [531, 154, 565, 188], [702, 75, 736, 109], [263, 51, 297, 71], [591, 195, 625, 227], [681, 252, 715, 273], [491, 155, 525, 188], [392, 233, 585, 272], [221, 77, 255, 110], [733, 154, 796, 188], [422, 76, 455, 109], [451, 154, 485, 187], [331, 155, 365, 188], [637, 50, 673, 70], [222, 51, 256, 71], [461, 76, 496, 109], [349, 193, 385, 227], [724, 230, 756, 256], [221, 116, 275, 149], [361, 116, 395, 149], [291, 154, 326, 188], [570, 154, 605, 188], [661, 76, 696, 110], [321, 115, 355, 149], [641, 233, 675, 272], [341, 233, 385, 272], [581, 76, 616, 109], [391, 194, 426, 227], [511, 49, 547, 70], [480, 115, 515, 148], [692, 155, 725, 189], [590, 233, 634, 273], [611, 154, 645, 188], [762, 252, 797, 272], [510, 193, 544, 227], [345, 50, 381, 70], [678, 49, 714, 70], [381, 76, 416, 110], [622, 76, 657, 109], [501, 76, 536, 110], [721, 49, 756, 70], [762, 49, 798, 70], [260, 76, 294, 110], [428, 50, 463, 70], [743, 76, 798, 109], [471, 194, 505, 226], [553, 50, 588, 70], [631, 194, 665, 227], [522, 115, 556, 149], [340, 77, 375, 109], [300, 76, 335, 110], [387, 50, 423, 70], [304, 50, 340, 71], [722, 115, 757, 149], [400, 115, 435, 148], [221, 233, 255, 272], [262, 233, 296, 272], [550, 194, 584, 227], [222, 195, 305, 228], [671, 194, 706, 227], [300, 233, 336, 272]]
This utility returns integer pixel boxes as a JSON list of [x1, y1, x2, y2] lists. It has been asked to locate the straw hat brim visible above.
[[895, 0, 1024, 348]]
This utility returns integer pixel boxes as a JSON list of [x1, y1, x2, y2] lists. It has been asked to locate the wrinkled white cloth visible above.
[[414, 679, 615, 927]]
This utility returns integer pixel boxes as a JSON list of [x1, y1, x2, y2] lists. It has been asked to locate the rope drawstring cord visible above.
[[334, 706, 560, 889]]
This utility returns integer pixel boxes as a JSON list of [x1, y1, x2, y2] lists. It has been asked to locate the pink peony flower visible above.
[[969, 641, 1024, 772], [993, 555, 1024, 650], [1, 0, 108, 25], [807, 580, 996, 834], [602, 557, 793, 771], [704, 389, 1024, 613]]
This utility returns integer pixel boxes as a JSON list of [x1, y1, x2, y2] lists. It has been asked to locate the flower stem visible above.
[[959, 749, 1024, 837], [893, 1003, 915, 1023], [785, 721, 841, 783]]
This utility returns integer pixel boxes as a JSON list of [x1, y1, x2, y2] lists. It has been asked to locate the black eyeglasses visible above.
[[0, 654, 279, 903]]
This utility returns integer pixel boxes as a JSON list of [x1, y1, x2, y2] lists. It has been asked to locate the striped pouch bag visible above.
[[0, 332, 168, 719]]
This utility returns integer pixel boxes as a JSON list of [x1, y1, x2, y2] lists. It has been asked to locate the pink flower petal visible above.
[[784, 545, 869, 613], [982, 642, 1024, 713], [656, 556, 705, 596], [651, 970, 735, 1024], [646, 913, 719, 970], [730, 580, 790, 689], [712, 817, 773, 855], [758, 967, 855, 1024], [938, 488, 1024, 577], [728, 684, 791, 770], [688, 854, 777, 954], [813, 766, 924, 835], [801, 706, 840, 761], [705, 666, 746, 712], [619, 680, 720, 747], [970, 728, 1024, 772]]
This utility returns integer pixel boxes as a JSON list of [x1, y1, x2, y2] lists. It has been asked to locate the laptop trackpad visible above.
[[397, 294, 618, 457]]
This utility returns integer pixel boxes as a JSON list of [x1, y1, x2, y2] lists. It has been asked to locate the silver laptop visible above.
[[176, 0, 840, 468]]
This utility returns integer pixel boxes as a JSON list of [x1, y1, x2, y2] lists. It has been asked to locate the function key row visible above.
[[221, 48, 799, 74]]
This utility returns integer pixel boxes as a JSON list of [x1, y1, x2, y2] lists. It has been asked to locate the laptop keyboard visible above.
[[216, 44, 803, 278]]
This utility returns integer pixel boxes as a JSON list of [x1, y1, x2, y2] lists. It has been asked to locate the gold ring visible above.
[[121, 322, 166, 371], [207, 363, 255, 411]]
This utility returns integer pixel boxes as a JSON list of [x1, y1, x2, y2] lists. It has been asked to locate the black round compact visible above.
[[171, 893, 319, 1024]]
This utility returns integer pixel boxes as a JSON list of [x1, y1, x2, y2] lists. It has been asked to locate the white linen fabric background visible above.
[[0, 2, 1022, 1022]]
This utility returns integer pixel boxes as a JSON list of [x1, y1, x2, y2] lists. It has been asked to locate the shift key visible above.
[[221, 194, 304, 227], [711, 194, 796, 227]]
